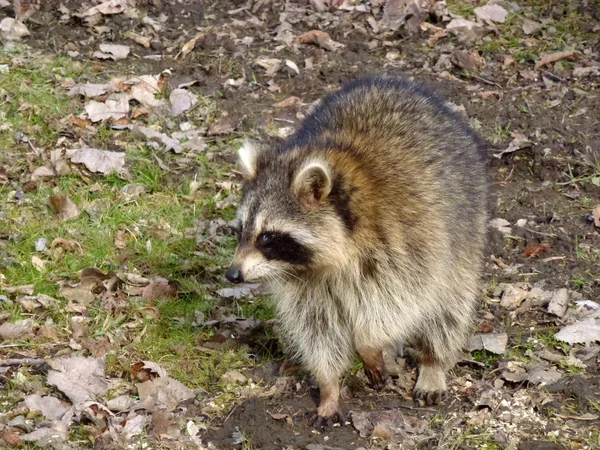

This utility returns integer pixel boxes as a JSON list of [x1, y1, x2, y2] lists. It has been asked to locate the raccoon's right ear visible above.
[[293, 160, 332, 209], [238, 140, 260, 179]]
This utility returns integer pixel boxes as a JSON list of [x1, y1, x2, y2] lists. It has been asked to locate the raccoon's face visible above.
[[225, 141, 351, 284]]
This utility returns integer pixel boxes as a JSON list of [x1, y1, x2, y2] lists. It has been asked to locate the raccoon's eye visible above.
[[258, 232, 276, 245]]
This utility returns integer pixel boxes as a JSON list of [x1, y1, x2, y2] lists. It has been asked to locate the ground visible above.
[[0, 0, 599, 449]]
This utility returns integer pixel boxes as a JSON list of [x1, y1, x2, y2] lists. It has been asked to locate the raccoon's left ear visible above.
[[238, 140, 260, 179], [293, 160, 332, 209]]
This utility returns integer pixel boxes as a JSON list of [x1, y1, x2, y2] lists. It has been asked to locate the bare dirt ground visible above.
[[1, 0, 600, 449]]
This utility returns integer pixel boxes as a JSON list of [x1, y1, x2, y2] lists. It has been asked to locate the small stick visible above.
[[0, 358, 46, 366]]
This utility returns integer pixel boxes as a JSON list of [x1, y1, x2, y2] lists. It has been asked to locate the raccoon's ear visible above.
[[293, 160, 332, 209], [238, 140, 260, 178]]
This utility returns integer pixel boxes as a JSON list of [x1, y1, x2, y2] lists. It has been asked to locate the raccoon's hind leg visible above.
[[357, 347, 389, 391]]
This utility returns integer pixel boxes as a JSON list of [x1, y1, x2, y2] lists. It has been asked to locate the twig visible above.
[[458, 359, 486, 368], [473, 75, 502, 88], [506, 326, 559, 337], [0, 358, 46, 366], [523, 228, 558, 238], [542, 71, 565, 83], [397, 404, 438, 412], [223, 403, 240, 423]]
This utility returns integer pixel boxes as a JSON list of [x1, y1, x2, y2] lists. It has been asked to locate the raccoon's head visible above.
[[225, 141, 354, 284]]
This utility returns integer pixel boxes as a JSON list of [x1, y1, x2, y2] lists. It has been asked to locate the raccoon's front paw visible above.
[[364, 364, 389, 391], [413, 388, 446, 406], [414, 365, 447, 406], [310, 410, 345, 431]]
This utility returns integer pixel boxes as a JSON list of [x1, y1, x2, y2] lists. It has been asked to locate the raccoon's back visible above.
[[284, 76, 488, 274]]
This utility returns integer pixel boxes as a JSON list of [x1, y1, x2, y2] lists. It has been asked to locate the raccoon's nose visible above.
[[225, 266, 244, 284]]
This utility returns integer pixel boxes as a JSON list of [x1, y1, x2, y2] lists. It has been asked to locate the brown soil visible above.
[[11, 0, 600, 448]]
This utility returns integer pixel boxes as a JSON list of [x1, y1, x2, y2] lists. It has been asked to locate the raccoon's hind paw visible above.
[[364, 365, 389, 391], [310, 411, 346, 431], [413, 388, 447, 406]]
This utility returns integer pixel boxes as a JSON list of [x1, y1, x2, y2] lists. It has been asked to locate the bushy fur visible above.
[[227, 75, 488, 427]]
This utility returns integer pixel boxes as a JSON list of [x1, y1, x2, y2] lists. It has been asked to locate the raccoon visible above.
[[226, 75, 487, 429]]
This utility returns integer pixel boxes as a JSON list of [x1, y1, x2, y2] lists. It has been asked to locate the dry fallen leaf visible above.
[[169, 88, 197, 117], [125, 31, 152, 48], [134, 126, 182, 153], [49, 194, 80, 221], [555, 318, 600, 344], [68, 83, 109, 97], [493, 134, 532, 158], [178, 30, 208, 59], [500, 283, 528, 310], [522, 19, 541, 35], [547, 288, 569, 317], [47, 357, 108, 405], [30, 166, 56, 181], [294, 30, 343, 51], [488, 217, 512, 234], [141, 277, 178, 301], [254, 57, 283, 76], [451, 50, 484, 72], [467, 333, 508, 354], [51, 237, 83, 253], [85, 97, 129, 122], [24, 395, 69, 421], [137, 376, 196, 412], [66, 148, 126, 175], [19, 422, 68, 447], [522, 242, 550, 258], [474, 4, 508, 23], [81, 0, 132, 17], [0, 319, 33, 339], [216, 283, 260, 300], [208, 116, 237, 136], [0, 17, 30, 40], [93, 43, 131, 61], [131, 361, 169, 382], [274, 96, 301, 108], [13, 0, 41, 22]]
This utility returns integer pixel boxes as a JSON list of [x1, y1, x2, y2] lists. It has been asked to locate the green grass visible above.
[[0, 52, 272, 402], [0, 58, 83, 150]]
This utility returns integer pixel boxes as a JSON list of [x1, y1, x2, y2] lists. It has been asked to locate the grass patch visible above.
[[0, 57, 82, 151]]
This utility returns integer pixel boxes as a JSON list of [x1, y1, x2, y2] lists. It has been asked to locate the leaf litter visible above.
[[3, 0, 600, 447]]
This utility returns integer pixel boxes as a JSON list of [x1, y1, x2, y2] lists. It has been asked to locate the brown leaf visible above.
[[66, 148, 126, 175], [451, 50, 485, 72], [141, 277, 178, 301], [522, 242, 550, 258], [294, 30, 343, 51], [208, 115, 237, 136], [132, 106, 151, 118], [67, 115, 92, 129], [273, 96, 301, 108], [114, 229, 128, 249], [2, 430, 21, 446], [125, 31, 152, 48], [479, 321, 494, 333], [178, 29, 209, 59], [535, 50, 578, 70], [49, 194, 80, 221], [51, 237, 83, 253]]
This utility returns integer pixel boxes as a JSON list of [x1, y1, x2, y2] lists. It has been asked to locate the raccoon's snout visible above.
[[225, 266, 244, 284]]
